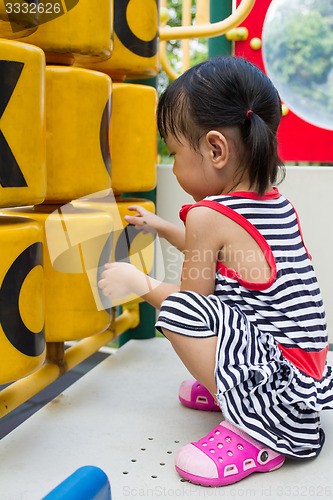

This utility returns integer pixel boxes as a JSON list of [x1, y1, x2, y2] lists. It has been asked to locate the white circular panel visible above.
[[262, 0, 333, 130]]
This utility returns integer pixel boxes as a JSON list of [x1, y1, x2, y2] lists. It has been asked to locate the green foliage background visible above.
[[157, 0, 208, 162]]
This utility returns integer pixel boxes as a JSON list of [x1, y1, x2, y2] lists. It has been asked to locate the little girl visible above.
[[98, 56, 333, 487]]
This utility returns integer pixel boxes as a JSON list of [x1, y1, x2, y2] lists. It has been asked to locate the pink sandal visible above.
[[179, 379, 220, 412], [175, 420, 285, 487]]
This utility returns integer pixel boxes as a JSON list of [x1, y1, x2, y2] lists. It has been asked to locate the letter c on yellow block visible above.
[[0, 215, 45, 384], [3, 204, 113, 342], [83, 0, 159, 80]]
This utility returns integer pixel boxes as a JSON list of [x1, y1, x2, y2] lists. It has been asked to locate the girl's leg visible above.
[[162, 327, 285, 487], [157, 293, 285, 486], [162, 327, 217, 397]]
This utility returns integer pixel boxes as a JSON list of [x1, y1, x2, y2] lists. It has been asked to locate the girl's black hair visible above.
[[157, 56, 284, 196]]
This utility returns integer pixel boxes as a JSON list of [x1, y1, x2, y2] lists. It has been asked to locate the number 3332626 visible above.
[[5, 2, 62, 15]]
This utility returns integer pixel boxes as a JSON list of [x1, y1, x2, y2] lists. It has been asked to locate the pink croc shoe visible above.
[[179, 379, 220, 412], [175, 420, 285, 487]]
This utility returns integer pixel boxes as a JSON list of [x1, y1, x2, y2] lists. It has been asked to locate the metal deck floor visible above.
[[0, 338, 332, 500]]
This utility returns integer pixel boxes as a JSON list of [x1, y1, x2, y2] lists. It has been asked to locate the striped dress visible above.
[[155, 188, 333, 459]]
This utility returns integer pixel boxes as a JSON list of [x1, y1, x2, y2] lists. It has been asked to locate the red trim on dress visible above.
[[179, 204, 193, 224], [277, 344, 328, 380], [180, 199, 277, 291], [223, 187, 281, 200], [179, 189, 281, 223]]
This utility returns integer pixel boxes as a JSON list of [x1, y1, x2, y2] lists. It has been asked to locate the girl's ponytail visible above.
[[242, 111, 281, 197]]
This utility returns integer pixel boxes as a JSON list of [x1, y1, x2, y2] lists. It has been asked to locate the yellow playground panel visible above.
[[10, 0, 113, 65], [44, 66, 112, 203], [0, 0, 38, 39], [110, 83, 157, 194], [0, 0, 257, 414], [0, 39, 46, 207]]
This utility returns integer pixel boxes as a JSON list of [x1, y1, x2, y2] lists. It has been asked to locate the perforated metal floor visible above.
[[0, 338, 332, 499]]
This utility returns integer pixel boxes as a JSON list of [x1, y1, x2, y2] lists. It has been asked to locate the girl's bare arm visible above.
[[180, 206, 225, 296]]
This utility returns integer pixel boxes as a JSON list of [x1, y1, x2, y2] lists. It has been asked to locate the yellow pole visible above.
[[196, 0, 210, 25], [159, 0, 179, 81], [0, 305, 139, 419], [159, 0, 255, 41], [182, 0, 192, 74], [159, 41, 179, 80]]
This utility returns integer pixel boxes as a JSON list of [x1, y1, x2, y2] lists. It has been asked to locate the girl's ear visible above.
[[204, 130, 229, 169]]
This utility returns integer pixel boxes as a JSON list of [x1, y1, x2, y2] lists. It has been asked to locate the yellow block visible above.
[[74, 195, 155, 306], [81, 0, 159, 80], [0, 0, 38, 39], [2, 204, 113, 342], [13, 0, 112, 65], [44, 66, 111, 204], [0, 39, 46, 208], [110, 83, 157, 194], [0, 214, 45, 384]]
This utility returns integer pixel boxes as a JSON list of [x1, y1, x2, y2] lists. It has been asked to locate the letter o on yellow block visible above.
[[83, 0, 159, 80], [110, 83, 157, 194], [44, 66, 111, 204], [2, 205, 113, 342], [0, 39, 46, 208], [75, 196, 156, 306], [0, 215, 45, 384], [14, 0, 112, 65]]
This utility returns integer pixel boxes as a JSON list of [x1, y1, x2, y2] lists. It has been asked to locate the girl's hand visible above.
[[125, 205, 186, 252], [124, 206, 165, 235], [98, 262, 181, 310], [98, 262, 141, 300]]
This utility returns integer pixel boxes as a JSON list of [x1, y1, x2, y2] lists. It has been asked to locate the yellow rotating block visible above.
[[75, 195, 155, 306], [14, 0, 112, 65], [3, 204, 113, 342], [0, 39, 46, 208], [45, 66, 111, 204], [110, 83, 157, 194], [0, 215, 45, 384], [84, 0, 159, 80], [0, 0, 38, 39]]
